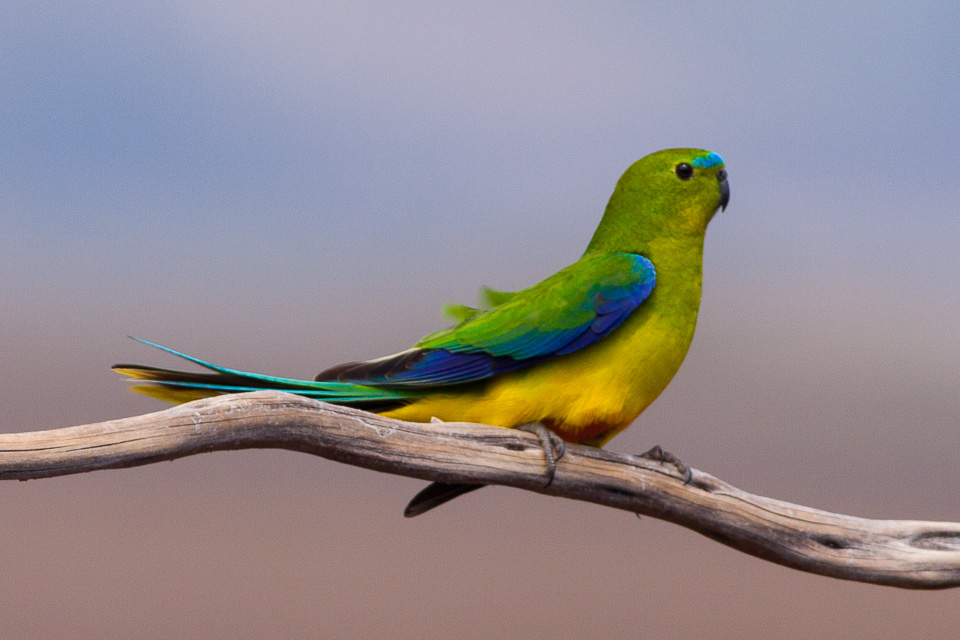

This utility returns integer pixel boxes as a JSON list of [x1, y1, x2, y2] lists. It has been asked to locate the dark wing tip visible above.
[[314, 349, 427, 383], [314, 361, 361, 382]]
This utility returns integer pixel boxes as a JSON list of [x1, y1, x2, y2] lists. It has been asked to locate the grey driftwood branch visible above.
[[2, 391, 958, 589]]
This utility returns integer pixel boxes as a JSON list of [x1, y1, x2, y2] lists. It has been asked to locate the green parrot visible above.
[[115, 148, 729, 515]]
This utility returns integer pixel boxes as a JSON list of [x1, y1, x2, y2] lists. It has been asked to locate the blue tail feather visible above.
[[116, 337, 419, 404]]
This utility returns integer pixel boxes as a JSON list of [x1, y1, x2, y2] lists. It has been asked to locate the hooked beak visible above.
[[717, 169, 730, 211]]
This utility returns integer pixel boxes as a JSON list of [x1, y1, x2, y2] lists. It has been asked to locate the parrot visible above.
[[114, 148, 730, 516]]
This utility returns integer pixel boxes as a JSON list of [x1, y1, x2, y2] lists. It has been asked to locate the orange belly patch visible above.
[[544, 419, 619, 444]]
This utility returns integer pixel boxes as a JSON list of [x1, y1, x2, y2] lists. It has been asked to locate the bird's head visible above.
[[587, 148, 729, 253]]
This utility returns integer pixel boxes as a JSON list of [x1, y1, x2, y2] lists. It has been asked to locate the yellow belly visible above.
[[380, 288, 700, 447]]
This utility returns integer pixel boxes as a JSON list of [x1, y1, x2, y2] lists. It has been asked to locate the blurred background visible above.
[[2, 1, 959, 637]]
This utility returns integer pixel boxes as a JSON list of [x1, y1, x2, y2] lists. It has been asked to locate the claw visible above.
[[638, 445, 692, 484], [403, 422, 566, 517], [516, 422, 566, 486]]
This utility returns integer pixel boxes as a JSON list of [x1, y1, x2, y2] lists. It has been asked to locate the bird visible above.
[[114, 148, 729, 516]]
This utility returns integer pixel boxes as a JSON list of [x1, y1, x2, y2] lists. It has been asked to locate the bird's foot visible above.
[[516, 422, 566, 487], [637, 445, 692, 484]]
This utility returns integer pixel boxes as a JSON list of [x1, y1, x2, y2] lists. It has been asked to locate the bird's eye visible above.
[[674, 163, 694, 180], [717, 169, 727, 182]]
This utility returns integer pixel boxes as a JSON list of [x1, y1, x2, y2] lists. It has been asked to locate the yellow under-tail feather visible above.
[[112, 366, 221, 403], [131, 384, 219, 404]]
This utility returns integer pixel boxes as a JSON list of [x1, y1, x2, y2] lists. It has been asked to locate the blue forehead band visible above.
[[692, 152, 724, 169]]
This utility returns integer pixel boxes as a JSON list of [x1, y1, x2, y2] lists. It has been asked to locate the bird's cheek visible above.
[[677, 204, 711, 235]]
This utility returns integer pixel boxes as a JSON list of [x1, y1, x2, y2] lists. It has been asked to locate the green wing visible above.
[[315, 252, 656, 386]]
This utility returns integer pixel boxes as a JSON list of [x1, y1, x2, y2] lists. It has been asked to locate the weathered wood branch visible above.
[[2, 391, 958, 589]]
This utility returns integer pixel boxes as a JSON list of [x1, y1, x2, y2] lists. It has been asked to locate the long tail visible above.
[[113, 338, 420, 408], [116, 338, 484, 517]]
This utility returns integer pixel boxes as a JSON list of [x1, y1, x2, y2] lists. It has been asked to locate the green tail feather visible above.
[[114, 337, 420, 406]]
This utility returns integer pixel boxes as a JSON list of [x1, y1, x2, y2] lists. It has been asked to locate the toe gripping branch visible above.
[[638, 445, 693, 484], [516, 422, 566, 486]]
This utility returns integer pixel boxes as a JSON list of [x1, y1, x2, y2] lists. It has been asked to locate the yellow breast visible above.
[[382, 270, 702, 446]]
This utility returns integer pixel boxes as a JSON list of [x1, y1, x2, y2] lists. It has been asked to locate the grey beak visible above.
[[717, 169, 730, 211]]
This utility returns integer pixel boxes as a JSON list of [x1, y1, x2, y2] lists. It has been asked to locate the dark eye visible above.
[[674, 163, 693, 180], [717, 169, 727, 182]]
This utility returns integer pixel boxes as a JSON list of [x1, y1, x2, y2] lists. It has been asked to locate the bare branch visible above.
[[2, 390, 958, 589]]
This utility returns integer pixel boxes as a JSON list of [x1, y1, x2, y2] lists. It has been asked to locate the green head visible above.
[[586, 148, 729, 254]]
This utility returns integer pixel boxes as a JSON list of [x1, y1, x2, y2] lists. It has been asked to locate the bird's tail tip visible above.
[[113, 339, 419, 408]]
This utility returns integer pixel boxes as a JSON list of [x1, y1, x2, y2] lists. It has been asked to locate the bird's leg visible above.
[[515, 422, 566, 486], [404, 422, 564, 517], [637, 445, 693, 484]]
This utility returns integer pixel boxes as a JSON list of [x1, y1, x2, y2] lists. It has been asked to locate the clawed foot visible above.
[[638, 445, 692, 484], [516, 422, 566, 486]]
